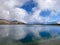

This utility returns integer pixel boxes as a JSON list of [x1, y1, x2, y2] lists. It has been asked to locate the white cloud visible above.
[[26, 0, 60, 23], [34, 0, 60, 11], [0, 0, 29, 23], [10, 8, 28, 23], [0, 0, 60, 23]]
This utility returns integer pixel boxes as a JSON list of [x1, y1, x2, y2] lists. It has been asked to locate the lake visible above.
[[0, 25, 60, 45]]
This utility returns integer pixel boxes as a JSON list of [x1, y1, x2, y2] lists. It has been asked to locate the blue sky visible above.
[[40, 10, 52, 17], [21, 0, 37, 13], [0, 0, 60, 24], [20, 0, 60, 23]]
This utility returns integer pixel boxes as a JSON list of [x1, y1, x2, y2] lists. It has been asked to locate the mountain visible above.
[[10, 20, 26, 24], [0, 19, 60, 25], [0, 19, 26, 24], [28, 20, 60, 25], [0, 19, 9, 24], [27, 22, 57, 25]]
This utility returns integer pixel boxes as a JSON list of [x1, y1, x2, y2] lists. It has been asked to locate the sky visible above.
[[0, 0, 60, 24]]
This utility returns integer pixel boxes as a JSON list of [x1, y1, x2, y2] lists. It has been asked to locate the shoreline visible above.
[[0, 24, 60, 26]]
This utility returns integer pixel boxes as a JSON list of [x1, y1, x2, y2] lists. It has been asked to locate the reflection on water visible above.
[[0, 25, 60, 45]]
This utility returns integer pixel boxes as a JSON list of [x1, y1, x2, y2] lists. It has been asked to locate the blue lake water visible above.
[[0, 25, 60, 45]]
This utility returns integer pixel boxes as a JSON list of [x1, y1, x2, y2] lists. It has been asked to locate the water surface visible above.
[[0, 25, 60, 45]]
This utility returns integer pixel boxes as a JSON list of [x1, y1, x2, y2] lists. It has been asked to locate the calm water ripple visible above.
[[0, 25, 60, 45]]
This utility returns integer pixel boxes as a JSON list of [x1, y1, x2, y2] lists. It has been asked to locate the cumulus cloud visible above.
[[0, 0, 29, 23], [25, 0, 60, 23], [34, 0, 60, 11], [0, 0, 60, 23], [9, 8, 28, 23]]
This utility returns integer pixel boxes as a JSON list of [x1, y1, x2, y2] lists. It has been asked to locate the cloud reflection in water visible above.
[[0, 25, 60, 42]]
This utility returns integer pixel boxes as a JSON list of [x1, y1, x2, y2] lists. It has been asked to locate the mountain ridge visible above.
[[0, 19, 26, 24]]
